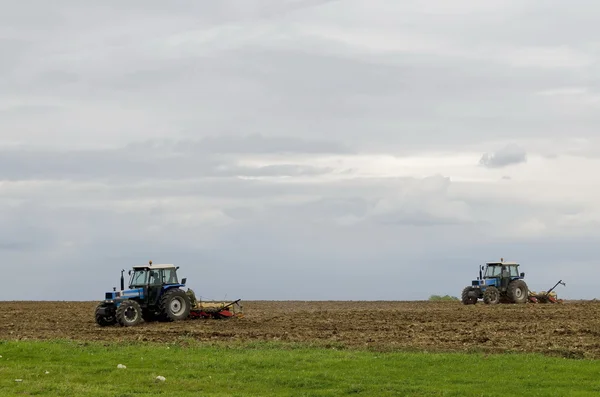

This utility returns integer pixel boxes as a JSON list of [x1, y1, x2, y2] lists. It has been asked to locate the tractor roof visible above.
[[486, 261, 519, 266], [132, 263, 176, 270]]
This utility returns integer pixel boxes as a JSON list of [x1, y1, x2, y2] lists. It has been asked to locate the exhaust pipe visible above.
[[120, 269, 125, 291]]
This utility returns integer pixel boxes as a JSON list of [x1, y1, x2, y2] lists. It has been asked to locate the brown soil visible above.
[[2, 300, 600, 358]]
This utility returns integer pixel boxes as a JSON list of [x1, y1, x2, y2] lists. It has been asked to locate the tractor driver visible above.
[[501, 266, 509, 289], [149, 271, 161, 285]]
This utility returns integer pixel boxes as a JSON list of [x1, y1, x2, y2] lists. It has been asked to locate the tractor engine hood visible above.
[[471, 279, 497, 287], [104, 288, 145, 300]]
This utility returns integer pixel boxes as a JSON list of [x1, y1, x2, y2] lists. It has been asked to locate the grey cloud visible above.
[[479, 143, 527, 168], [0, 135, 344, 181], [1, 169, 600, 300], [373, 211, 468, 226], [258, 197, 370, 223], [367, 175, 473, 226], [145, 134, 352, 154], [221, 206, 257, 220], [245, 164, 333, 176], [204, 175, 473, 227], [0, 242, 35, 251], [4, 1, 600, 149]]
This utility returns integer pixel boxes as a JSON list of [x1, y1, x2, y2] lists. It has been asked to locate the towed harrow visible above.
[[528, 280, 566, 303], [186, 289, 243, 319]]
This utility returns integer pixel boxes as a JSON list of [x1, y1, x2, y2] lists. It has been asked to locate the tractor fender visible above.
[[162, 284, 186, 291]]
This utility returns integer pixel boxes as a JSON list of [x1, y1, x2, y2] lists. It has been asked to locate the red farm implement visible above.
[[186, 289, 243, 319], [528, 280, 566, 303]]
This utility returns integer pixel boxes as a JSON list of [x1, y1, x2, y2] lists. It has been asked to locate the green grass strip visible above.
[[1, 340, 599, 396]]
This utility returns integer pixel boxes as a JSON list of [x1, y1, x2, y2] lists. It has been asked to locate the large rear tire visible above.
[[507, 280, 528, 304], [159, 288, 191, 322], [95, 303, 116, 326], [461, 287, 477, 305], [116, 300, 143, 327], [483, 286, 500, 304]]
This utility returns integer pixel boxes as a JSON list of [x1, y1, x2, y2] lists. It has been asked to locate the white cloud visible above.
[[505, 46, 594, 69]]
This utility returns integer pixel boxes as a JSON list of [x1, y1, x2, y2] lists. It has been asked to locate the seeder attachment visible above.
[[186, 289, 243, 319]]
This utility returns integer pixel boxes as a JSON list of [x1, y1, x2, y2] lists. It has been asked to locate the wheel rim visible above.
[[170, 297, 184, 314], [124, 306, 138, 322], [515, 288, 523, 298]]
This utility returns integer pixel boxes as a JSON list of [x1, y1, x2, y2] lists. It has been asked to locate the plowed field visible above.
[[2, 301, 600, 358]]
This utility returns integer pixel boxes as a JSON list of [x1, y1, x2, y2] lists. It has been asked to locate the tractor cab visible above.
[[481, 261, 525, 287], [129, 263, 186, 289], [127, 262, 187, 307]]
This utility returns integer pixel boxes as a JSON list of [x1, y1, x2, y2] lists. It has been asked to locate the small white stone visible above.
[[15, 379, 22, 382], [45, 371, 50, 375], [155, 375, 166, 382], [117, 364, 126, 369]]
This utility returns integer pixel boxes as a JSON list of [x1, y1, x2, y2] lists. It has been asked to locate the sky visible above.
[[2, 0, 599, 301]]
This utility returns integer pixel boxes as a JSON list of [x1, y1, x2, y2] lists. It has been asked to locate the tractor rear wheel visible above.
[[95, 303, 116, 326], [116, 300, 143, 327], [507, 280, 528, 304], [159, 288, 191, 322], [461, 287, 477, 305], [483, 286, 500, 304]]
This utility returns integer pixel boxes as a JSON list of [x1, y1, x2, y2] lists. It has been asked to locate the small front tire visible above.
[[483, 286, 500, 305], [95, 303, 116, 327], [116, 300, 143, 327], [461, 287, 478, 305]]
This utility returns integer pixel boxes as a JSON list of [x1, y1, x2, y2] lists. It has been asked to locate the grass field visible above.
[[1, 340, 600, 396]]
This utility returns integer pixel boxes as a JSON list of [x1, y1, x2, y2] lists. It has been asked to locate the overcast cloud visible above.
[[2, 0, 600, 301]]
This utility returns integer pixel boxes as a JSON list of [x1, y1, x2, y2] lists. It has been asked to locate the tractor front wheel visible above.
[[95, 304, 116, 326], [483, 286, 500, 304], [159, 289, 191, 322], [116, 300, 143, 327], [507, 280, 529, 304], [461, 287, 477, 305]]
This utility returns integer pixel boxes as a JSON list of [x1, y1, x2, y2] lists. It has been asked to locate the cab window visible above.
[[148, 270, 162, 285], [162, 269, 178, 284]]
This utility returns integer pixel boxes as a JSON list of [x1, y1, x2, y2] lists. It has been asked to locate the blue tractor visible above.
[[461, 259, 529, 305], [95, 261, 192, 326]]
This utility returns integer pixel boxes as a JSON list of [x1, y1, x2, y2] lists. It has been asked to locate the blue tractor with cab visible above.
[[461, 259, 529, 305], [95, 260, 192, 326]]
